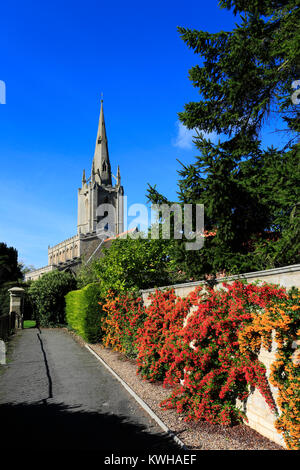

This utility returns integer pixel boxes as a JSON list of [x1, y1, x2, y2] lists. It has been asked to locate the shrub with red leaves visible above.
[[135, 281, 287, 425]]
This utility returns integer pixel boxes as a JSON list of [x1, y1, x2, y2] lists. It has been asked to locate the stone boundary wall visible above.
[[141, 264, 300, 306], [141, 264, 300, 448]]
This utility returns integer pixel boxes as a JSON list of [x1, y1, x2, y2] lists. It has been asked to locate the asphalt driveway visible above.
[[0, 328, 179, 451]]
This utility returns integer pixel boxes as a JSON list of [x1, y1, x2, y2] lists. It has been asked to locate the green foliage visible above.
[[65, 290, 85, 338], [170, 144, 299, 277], [253, 202, 300, 268], [0, 242, 22, 286], [0, 281, 15, 317], [23, 320, 36, 329], [147, 0, 300, 279], [70, 235, 171, 346], [178, 0, 299, 139], [29, 270, 76, 327], [23, 285, 35, 321], [18, 262, 36, 277], [65, 283, 105, 343], [91, 237, 172, 292], [0, 242, 33, 318], [76, 258, 100, 289]]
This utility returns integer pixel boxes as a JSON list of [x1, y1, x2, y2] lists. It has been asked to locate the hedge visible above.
[[28, 270, 76, 327], [65, 283, 105, 343]]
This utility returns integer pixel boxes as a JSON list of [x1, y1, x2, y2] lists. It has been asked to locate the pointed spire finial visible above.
[[82, 169, 86, 185], [92, 98, 112, 185], [91, 161, 95, 182]]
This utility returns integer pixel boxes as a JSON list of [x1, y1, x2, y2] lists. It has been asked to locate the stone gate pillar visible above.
[[8, 287, 25, 329]]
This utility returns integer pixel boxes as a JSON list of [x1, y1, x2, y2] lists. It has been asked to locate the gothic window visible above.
[[102, 161, 107, 172]]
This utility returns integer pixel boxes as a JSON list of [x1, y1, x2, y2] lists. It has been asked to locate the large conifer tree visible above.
[[148, 0, 299, 278]]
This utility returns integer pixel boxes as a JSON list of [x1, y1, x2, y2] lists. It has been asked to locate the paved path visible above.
[[0, 328, 179, 451]]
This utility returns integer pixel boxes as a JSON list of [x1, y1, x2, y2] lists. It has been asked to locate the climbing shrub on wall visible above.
[[135, 282, 287, 426], [98, 281, 299, 448], [136, 290, 191, 382], [239, 290, 300, 450], [101, 290, 145, 358]]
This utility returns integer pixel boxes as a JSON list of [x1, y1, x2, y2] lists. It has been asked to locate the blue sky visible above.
[[0, 1, 284, 268]]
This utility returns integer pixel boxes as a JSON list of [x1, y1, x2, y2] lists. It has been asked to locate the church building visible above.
[[26, 100, 124, 281]]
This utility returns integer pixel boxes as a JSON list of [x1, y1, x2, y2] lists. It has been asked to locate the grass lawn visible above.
[[23, 320, 36, 329]]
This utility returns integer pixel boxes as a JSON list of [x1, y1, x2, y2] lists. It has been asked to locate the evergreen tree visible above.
[[0, 242, 22, 286], [0, 242, 23, 316], [148, 0, 300, 278]]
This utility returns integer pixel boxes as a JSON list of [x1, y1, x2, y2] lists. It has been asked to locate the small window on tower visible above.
[[102, 161, 107, 172]]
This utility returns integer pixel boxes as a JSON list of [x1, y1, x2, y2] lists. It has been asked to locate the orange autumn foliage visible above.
[[239, 293, 300, 450]]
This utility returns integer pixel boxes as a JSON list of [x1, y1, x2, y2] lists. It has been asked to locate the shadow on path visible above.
[[36, 331, 53, 400], [0, 401, 181, 451]]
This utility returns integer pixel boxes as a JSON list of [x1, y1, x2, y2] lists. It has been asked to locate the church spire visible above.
[[82, 169, 86, 185], [92, 98, 112, 185], [117, 165, 121, 186]]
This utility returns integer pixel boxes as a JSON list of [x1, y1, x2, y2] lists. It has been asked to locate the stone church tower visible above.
[[77, 100, 124, 236], [25, 100, 124, 281]]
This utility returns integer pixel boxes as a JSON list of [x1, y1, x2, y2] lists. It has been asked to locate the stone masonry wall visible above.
[[142, 264, 300, 305]]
